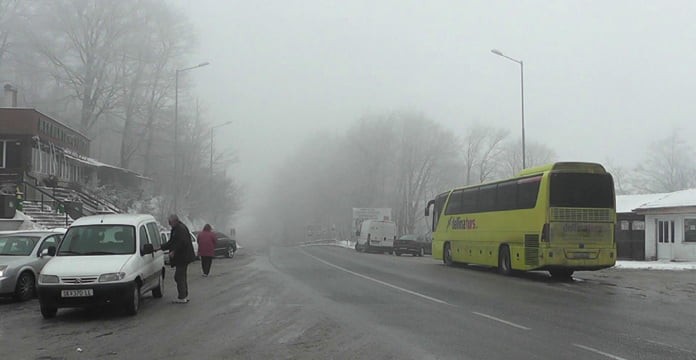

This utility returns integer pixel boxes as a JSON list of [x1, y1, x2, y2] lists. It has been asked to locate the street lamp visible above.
[[173, 62, 210, 213], [491, 49, 526, 169]]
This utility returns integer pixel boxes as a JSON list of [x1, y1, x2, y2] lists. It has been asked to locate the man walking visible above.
[[161, 214, 195, 303], [196, 224, 217, 276]]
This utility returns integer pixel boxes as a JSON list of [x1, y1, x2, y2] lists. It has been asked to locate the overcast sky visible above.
[[178, 0, 696, 204]]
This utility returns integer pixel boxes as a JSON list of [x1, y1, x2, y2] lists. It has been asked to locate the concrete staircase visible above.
[[21, 201, 73, 229]]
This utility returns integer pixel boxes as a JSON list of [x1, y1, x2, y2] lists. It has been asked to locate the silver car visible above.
[[0, 230, 65, 301]]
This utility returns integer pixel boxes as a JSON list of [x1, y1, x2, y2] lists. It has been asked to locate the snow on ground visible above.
[[614, 260, 696, 271], [15, 210, 45, 230]]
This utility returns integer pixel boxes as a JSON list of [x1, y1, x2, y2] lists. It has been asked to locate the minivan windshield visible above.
[[58, 225, 136, 256]]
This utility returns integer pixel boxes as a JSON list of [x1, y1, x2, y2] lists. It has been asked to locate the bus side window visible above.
[[445, 190, 464, 215]]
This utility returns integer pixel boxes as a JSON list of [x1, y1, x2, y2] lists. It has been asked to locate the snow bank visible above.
[[614, 260, 696, 271], [15, 210, 45, 230]]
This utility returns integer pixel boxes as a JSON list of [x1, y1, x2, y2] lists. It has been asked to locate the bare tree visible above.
[[26, 0, 137, 133], [499, 138, 557, 177], [604, 160, 635, 195], [460, 124, 509, 185], [632, 130, 696, 193], [0, 0, 18, 67]]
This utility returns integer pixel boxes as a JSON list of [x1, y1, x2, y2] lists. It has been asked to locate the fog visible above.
[[3, 1, 695, 242], [175, 1, 696, 239]]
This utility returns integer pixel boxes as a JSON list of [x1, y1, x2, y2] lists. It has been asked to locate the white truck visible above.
[[355, 220, 396, 254]]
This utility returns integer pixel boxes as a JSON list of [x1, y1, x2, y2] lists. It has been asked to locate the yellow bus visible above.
[[425, 162, 616, 278]]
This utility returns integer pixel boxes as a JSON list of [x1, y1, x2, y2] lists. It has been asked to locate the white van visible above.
[[355, 220, 396, 254], [37, 214, 165, 318]]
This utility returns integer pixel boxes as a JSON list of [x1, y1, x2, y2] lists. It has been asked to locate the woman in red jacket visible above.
[[197, 224, 217, 276]]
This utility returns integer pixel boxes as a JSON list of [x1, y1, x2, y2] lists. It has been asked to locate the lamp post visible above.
[[491, 49, 526, 169], [173, 62, 210, 213]]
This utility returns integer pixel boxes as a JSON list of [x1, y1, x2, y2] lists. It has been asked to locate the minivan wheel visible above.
[[152, 273, 164, 298], [225, 245, 235, 258], [40, 304, 57, 319], [125, 283, 140, 316], [14, 272, 35, 301]]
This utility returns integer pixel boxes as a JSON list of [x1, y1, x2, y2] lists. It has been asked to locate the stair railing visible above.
[[22, 181, 77, 226]]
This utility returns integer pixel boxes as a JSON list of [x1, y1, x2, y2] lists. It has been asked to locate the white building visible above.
[[633, 189, 696, 261]]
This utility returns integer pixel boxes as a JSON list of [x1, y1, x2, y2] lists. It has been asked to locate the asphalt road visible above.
[[1, 244, 695, 360]]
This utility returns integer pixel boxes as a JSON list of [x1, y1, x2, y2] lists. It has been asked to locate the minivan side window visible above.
[[139, 225, 150, 246], [145, 222, 161, 250]]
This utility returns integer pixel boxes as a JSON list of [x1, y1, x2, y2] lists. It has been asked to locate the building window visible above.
[[620, 220, 630, 231], [632, 221, 645, 231], [684, 219, 696, 243]]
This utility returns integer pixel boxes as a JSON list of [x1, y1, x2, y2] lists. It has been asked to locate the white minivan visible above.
[[355, 220, 396, 254], [37, 214, 165, 318]]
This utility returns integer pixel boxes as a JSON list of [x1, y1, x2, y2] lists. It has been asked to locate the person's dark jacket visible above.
[[161, 221, 196, 267]]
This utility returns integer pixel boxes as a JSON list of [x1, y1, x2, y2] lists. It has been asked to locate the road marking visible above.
[[302, 250, 453, 306], [645, 339, 696, 356], [471, 312, 531, 331], [573, 344, 628, 360]]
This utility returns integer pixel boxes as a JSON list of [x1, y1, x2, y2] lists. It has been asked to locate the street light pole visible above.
[[173, 62, 210, 213], [491, 49, 526, 169]]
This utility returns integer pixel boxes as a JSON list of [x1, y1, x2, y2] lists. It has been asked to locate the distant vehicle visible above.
[[417, 235, 432, 255], [0, 230, 65, 301], [393, 234, 426, 257], [426, 162, 616, 279], [37, 214, 165, 318], [193, 231, 237, 258], [355, 220, 396, 254], [161, 230, 199, 265]]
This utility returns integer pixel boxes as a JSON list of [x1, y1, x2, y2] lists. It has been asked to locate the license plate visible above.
[[572, 252, 590, 259], [61, 289, 94, 297]]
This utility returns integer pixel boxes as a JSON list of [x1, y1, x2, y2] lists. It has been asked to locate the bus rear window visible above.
[[550, 173, 614, 208]]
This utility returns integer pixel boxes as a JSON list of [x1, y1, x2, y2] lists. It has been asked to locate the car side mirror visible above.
[[41, 246, 56, 258], [141, 243, 154, 255]]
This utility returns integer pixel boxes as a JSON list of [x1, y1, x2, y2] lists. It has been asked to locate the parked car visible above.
[[37, 214, 165, 318], [417, 234, 432, 255], [393, 234, 426, 257], [161, 230, 199, 265], [194, 231, 237, 258], [0, 230, 65, 301], [354, 220, 396, 254]]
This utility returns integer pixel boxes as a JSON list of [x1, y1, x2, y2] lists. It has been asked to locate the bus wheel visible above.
[[550, 269, 574, 279], [443, 243, 453, 266], [498, 246, 512, 276]]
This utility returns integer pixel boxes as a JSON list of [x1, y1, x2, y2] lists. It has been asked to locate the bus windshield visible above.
[[550, 173, 614, 208]]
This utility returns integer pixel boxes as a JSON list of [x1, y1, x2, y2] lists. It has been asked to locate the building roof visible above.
[[635, 189, 696, 211], [0, 107, 89, 140], [70, 214, 156, 227], [616, 193, 669, 213]]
